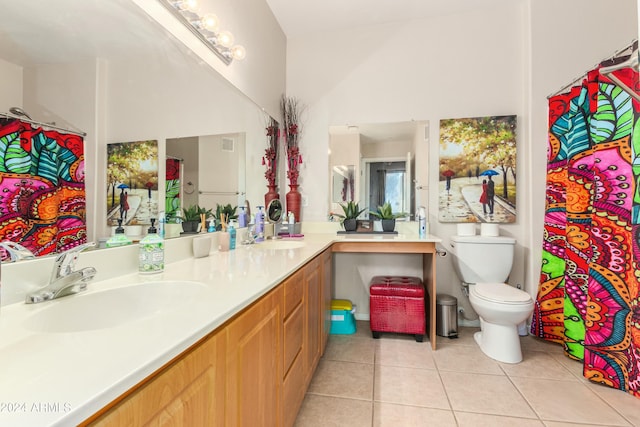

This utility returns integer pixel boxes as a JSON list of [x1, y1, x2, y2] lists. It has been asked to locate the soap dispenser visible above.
[[139, 218, 164, 274], [106, 219, 132, 247], [255, 206, 265, 242], [238, 206, 247, 228]]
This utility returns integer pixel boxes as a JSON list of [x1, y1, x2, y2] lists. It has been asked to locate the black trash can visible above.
[[436, 294, 458, 338]]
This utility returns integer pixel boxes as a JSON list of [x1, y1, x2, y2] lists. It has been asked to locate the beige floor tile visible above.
[[436, 326, 479, 347], [520, 334, 565, 354], [375, 337, 436, 370], [324, 336, 376, 364], [294, 394, 372, 427], [510, 377, 630, 426], [373, 402, 456, 426], [374, 365, 450, 409], [588, 382, 640, 427], [499, 350, 577, 381], [455, 411, 545, 426], [548, 353, 591, 383], [433, 343, 504, 375], [352, 320, 374, 339], [544, 422, 622, 427], [307, 359, 374, 400], [440, 371, 537, 418]]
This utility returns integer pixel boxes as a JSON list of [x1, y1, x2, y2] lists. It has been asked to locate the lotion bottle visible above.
[[139, 218, 164, 274], [106, 219, 132, 247], [238, 206, 247, 228], [255, 206, 265, 242], [418, 206, 427, 239]]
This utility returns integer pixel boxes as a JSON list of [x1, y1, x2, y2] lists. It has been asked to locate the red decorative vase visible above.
[[264, 184, 279, 208], [286, 184, 302, 222]]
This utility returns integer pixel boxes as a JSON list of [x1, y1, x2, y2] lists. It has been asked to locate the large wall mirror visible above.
[[329, 121, 428, 219], [0, 0, 272, 259]]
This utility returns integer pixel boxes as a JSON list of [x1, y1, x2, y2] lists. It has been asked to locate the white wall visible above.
[[130, 0, 286, 118], [286, 0, 638, 319], [0, 58, 22, 111], [286, 1, 528, 318]]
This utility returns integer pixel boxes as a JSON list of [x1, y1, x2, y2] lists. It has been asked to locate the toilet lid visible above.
[[472, 282, 532, 304]]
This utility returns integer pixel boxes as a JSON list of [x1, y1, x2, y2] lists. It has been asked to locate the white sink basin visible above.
[[258, 240, 306, 250], [23, 281, 207, 333]]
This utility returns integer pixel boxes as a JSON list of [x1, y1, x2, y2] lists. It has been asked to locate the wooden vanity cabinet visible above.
[[281, 268, 306, 427], [83, 328, 226, 427], [84, 249, 332, 427], [225, 286, 283, 427]]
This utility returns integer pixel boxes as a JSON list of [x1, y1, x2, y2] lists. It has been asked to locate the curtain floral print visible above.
[[0, 119, 86, 257], [533, 60, 640, 398]]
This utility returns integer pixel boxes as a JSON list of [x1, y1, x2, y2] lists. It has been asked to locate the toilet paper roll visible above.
[[456, 223, 476, 236], [481, 223, 500, 237]]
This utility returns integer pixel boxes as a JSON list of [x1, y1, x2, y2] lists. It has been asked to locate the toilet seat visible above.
[[471, 282, 532, 305]]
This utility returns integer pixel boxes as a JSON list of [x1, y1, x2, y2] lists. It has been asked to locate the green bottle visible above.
[[139, 219, 164, 274], [106, 219, 132, 247]]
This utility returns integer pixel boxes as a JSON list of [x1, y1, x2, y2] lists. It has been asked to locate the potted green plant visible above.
[[334, 201, 366, 232], [214, 204, 238, 230], [181, 204, 201, 233], [369, 201, 407, 232]]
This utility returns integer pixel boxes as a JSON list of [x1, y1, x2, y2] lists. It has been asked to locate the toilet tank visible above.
[[449, 235, 516, 283]]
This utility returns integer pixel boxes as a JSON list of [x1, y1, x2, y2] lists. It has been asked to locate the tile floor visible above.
[[294, 321, 640, 427]]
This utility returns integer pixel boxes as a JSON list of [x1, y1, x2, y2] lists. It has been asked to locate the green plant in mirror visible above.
[[212, 204, 238, 230], [369, 202, 407, 220], [182, 205, 212, 222]]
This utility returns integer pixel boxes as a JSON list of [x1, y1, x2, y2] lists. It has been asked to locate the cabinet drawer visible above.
[[283, 351, 305, 427], [283, 302, 303, 375], [283, 270, 304, 317]]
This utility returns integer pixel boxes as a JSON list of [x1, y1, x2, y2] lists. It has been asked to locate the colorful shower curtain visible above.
[[165, 158, 181, 218], [533, 58, 640, 397], [0, 119, 86, 257]]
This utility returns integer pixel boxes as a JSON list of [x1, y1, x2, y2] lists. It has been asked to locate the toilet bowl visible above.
[[469, 282, 534, 363], [449, 234, 534, 363]]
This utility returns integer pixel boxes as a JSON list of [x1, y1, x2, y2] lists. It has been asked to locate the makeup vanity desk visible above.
[[330, 234, 442, 350]]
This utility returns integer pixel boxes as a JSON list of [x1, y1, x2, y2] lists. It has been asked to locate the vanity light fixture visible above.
[[159, 0, 246, 65]]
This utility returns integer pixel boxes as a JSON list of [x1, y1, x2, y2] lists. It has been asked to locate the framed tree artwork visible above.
[[438, 115, 517, 224], [106, 140, 159, 227]]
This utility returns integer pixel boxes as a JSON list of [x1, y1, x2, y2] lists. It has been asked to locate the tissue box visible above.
[[330, 299, 357, 334]]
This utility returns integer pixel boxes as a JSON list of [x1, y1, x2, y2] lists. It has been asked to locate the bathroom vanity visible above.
[[0, 231, 440, 426]]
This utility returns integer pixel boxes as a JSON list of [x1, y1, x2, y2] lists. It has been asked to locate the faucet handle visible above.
[[0, 241, 35, 262], [51, 242, 96, 281]]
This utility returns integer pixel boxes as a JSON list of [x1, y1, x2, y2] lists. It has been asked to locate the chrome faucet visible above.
[[25, 242, 97, 304], [0, 241, 35, 262]]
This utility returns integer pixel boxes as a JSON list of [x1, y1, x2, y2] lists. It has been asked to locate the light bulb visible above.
[[200, 13, 219, 31], [174, 0, 198, 12], [217, 30, 234, 48], [231, 45, 246, 60]]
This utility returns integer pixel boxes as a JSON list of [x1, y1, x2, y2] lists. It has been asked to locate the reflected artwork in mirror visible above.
[[0, 0, 275, 259], [107, 140, 159, 228], [332, 165, 355, 203]]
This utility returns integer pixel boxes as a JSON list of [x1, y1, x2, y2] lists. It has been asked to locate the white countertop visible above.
[[0, 231, 440, 426]]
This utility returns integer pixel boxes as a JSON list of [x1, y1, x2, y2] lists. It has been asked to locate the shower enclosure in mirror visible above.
[[0, 0, 276, 258]]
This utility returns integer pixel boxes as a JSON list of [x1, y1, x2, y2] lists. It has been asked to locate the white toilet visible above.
[[449, 234, 534, 363]]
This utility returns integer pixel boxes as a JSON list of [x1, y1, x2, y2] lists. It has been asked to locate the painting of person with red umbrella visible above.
[[438, 115, 517, 223]]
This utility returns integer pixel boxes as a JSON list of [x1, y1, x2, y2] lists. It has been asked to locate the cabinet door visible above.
[[321, 248, 333, 354], [226, 286, 283, 427], [304, 258, 321, 386], [86, 330, 225, 427]]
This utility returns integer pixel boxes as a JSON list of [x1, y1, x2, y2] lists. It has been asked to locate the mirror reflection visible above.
[[0, 0, 270, 259], [329, 121, 427, 219], [166, 133, 246, 221], [332, 165, 355, 203]]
